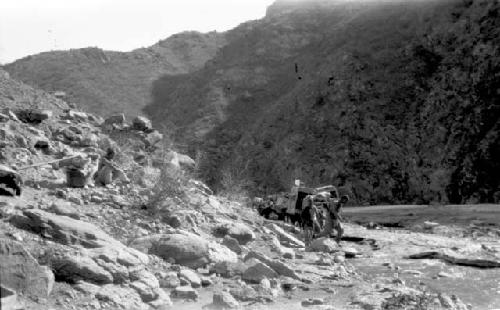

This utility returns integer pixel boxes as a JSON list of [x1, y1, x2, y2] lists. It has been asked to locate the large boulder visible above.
[[130, 233, 210, 268], [15, 109, 52, 123], [12, 209, 119, 248], [214, 222, 255, 245], [0, 239, 55, 297], [130, 233, 236, 268], [212, 291, 240, 309], [50, 251, 113, 284]]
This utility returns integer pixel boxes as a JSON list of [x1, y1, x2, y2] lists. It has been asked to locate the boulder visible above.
[[96, 284, 146, 309], [179, 269, 202, 288], [130, 233, 210, 268], [211, 261, 247, 278], [144, 130, 163, 148], [307, 237, 339, 253], [0, 239, 55, 297], [48, 201, 80, 219], [242, 262, 278, 283], [157, 271, 180, 288], [132, 116, 153, 132], [16, 109, 52, 123], [50, 251, 114, 284], [244, 251, 300, 280], [302, 298, 326, 307], [266, 223, 305, 248], [222, 235, 243, 254], [170, 286, 199, 300], [13, 209, 119, 248], [103, 114, 126, 128], [212, 291, 240, 309], [214, 223, 255, 245]]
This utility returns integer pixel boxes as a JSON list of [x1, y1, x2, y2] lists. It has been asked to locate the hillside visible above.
[[145, 0, 499, 205], [4, 31, 226, 117]]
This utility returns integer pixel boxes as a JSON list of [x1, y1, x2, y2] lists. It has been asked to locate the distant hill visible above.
[[145, 0, 499, 204], [4, 31, 226, 117]]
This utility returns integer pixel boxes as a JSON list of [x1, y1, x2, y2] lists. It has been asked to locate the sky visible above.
[[0, 0, 275, 64]]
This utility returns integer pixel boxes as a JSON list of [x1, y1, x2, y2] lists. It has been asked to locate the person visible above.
[[300, 195, 322, 246], [316, 194, 349, 243]]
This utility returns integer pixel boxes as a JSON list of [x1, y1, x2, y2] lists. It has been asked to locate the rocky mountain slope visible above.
[[144, 0, 499, 205], [3, 31, 226, 117], [1, 68, 496, 310]]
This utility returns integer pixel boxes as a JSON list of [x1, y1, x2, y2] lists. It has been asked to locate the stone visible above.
[[242, 262, 278, 283], [214, 223, 255, 245], [222, 235, 243, 254], [179, 269, 202, 288], [148, 288, 173, 309], [423, 221, 440, 229], [132, 116, 153, 132], [50, 251, 114, 284], [144, 130, 163, 148], [333, 254, 345, 263], [16, 109, 52, 123], [342, 247, 359, 258], [266, 223, 305, 248], [212, 291, 240, 309], [158, 271, 180, 288], [0, 164, 22, 196], [129, 281, 160, 302], [96, 284, 145, 309], [73, 281, 100, 295], [212, 261, 247, 278], [170, 286, 198, 300], [167, 215, 182, 228], [0, 239, 55, 297], [307, 237, 339, 253], [130, 233, 210, 268], [48, 201, 80, 220], [103, 114, 126, 128], [13, 209, 119, 248], [244, 250, 300, 280], [302, 298, 326, 307]]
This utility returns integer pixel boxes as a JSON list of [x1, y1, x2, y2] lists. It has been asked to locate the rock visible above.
[[208, 241, 238, 265], [50, 251, 114, 284], [0, 238, 55, 297], [214, 223, 255, 245], [212, 291, 240, 309], [144, 130, 163, 148], [96, 284, 145, 309], [158, 271, 180, 288], [167, 215, 182, 228], [0, 164, 22, 196], [132, 116, 153, 132], [244, 251, 300, 280], [73, 281, 100, 295], [333, 254, 345, 263], [266, 223, 305, 248], [201, 276, 212, 287], [170, 286, 199, 300], [16, 109, 52, 123], [342, 247, 359, 258], [103, 114, 126, 128], [212, 261, 247, 278], [13, 209, 119, 248], [307, 237, 339, 253], [179, 269, 202, 288], [148, 288, 173, 309], [130, 233, 210, 268], [48, 201, 80, 220], [129, 281, 160, 302], [408, 250, 500, 268], [222, 236, 243, 254], [423, 221, 440, 229], [402, 270, 423, 276], [242, 262, 278, 283], [302, 298, 325, 307]]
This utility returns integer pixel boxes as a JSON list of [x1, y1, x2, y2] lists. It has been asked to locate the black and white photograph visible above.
[[0, 0, 499, 309]]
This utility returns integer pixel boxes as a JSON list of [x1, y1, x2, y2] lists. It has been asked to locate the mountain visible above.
[[145, 0, 499, 205], [4, 31, 226, 117]]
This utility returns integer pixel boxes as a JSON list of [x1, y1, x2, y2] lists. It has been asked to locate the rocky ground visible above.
[[1, 75, 499, 310]]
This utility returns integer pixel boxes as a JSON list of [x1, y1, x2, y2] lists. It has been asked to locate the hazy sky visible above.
[[0, 0, 275, 64]]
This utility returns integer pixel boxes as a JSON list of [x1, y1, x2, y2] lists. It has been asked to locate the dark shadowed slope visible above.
[[146, 0, 499, 205]]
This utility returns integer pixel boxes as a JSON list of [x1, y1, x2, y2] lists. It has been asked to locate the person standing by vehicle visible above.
[[316, 195, 349, 243]]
